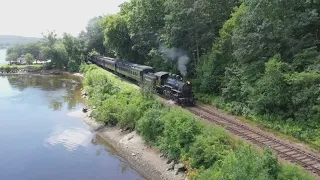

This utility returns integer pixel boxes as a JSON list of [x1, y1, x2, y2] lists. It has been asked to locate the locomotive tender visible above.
[[88, 54, 195, 105]]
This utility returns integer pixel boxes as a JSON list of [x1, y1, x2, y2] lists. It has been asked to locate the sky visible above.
[[0, 0, 128, 38]]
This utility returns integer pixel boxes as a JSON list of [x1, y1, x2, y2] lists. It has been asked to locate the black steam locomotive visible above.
[[88, 54, 195, 106]]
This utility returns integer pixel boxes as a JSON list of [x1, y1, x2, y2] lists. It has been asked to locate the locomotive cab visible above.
[[154, 72, 170, 87]]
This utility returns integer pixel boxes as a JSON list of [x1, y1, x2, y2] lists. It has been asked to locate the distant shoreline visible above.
[[0, 69, 75, 76]]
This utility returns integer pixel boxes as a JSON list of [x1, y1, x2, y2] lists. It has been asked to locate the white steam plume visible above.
[[159, 46, 190, 76]]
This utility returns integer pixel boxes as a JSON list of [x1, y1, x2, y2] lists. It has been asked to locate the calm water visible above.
[[0, 75, 143, 180], [0, 49, 6, 65]]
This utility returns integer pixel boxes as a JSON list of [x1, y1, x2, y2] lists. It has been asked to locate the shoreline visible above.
[[69, 108, 186, 180], [0, 70, 83, 76]]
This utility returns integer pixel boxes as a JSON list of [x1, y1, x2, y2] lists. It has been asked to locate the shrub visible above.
[[93, 96, 120, 125], [80, 64, 98, 74], [136, 108, 165, 144], [278, 164, 315, 180], [159, 108, 202, 159], [118, 104, 141, 129], [83, 64, 147, 127], [187, 125, 233, 169], [195, 146, 279, 180]]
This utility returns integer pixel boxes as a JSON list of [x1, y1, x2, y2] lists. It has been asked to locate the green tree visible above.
[[103, 14, 141, 62], [6, 44, 24, 57], [40, 31, 68, 69], [84, 16, 106, 55], [249, 54, 291, 117], [196, 3, 247, 94], [24, 42, 41, 61], [232, 0, 320, 67], [63, 33, 85, 72], [5, 52, 19, 62], [163, 0, 239, 64], [24, 53, 35, 65], [121, 0, 166, 59]]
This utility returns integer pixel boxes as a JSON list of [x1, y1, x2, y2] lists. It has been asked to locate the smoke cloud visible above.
[[159, 46, 190, 76]]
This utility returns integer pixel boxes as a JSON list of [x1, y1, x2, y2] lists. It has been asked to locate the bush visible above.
[[136, 108, 165, 144], [187, 126, 233, 169], [118, 104, 141, 129], [80, 63, 96, 74], [195, 146, 279, 180], [93, 96, 120, 125], [278, 164, 315, 180], [83, 64, 153, 128], [159, 108, 202, 159]]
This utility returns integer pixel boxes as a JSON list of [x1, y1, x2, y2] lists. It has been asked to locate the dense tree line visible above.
[[6, 17, 107, 71], [7, 0, 320, 146], [91, 0, 319, 147]]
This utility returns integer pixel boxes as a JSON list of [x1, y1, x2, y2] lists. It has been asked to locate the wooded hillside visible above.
[[0, 35, 41, 48]]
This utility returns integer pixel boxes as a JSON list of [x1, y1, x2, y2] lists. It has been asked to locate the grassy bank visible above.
[[196, 93, 320, 152], [0, 64, 43, 72], [80, 64, 315, 180]]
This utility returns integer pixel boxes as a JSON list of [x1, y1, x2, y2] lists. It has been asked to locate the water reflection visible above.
[[45, 129, 136, 176], [46, 127, 92, 152], [0, 76, 20, 98], [92, 134, 118, 157], [93, 134, 133, 175], [0, 75, 144, 180], [6, 75, 85, 111]]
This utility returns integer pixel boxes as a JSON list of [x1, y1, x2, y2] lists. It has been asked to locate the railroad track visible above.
[[187, 105, 320, 177]]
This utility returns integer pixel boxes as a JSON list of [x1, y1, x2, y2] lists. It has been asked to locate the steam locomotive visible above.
[[87, 54, 195, 106]]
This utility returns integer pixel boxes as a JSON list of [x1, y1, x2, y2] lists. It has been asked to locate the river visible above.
[[0, 49, 7, 65], [0, 75, 144, 180]]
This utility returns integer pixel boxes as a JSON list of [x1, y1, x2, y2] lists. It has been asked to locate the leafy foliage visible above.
[[195, 146, 314, 180], [136, 109, 165, 144], [24, 53, 35, 65], [82, 64, 315, 180], [83, 16, 106, 55], [187, 126, 233, 169], [159, 108, 202, 159], [103, 15, 141, 62]]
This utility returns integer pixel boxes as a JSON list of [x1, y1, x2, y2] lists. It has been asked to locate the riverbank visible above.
[[0, 69, 83, 76], [72, 69, 187, 180], [69, 108, 186, 180]]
